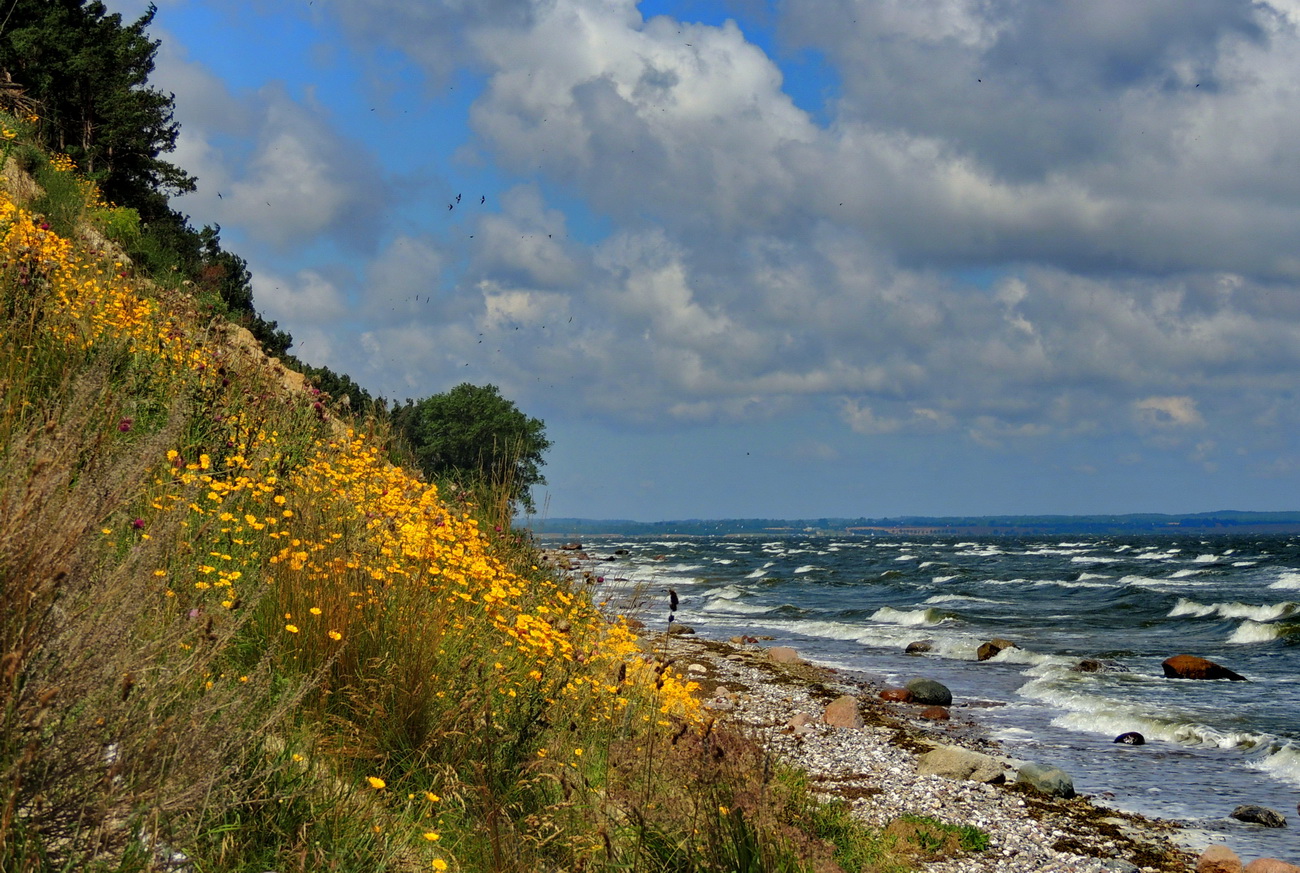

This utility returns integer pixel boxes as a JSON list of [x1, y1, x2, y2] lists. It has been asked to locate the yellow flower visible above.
[[424, 792, 440, 802], [309, 607, 322, 615], [422, 831, 440, 842], [328, 630, 342, 641], [367, 776, 386, 789], [432, 861, 448, 872], [285, 624, 299, 634]]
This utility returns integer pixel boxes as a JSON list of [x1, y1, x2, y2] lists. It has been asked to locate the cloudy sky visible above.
[[112, 0, 1300, 520]]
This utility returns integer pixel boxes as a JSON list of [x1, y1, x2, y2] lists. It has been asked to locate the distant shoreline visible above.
[[526, 512, 1300, 538]]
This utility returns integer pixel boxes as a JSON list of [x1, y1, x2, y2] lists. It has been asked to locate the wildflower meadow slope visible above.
[[2, 135, 914, 873]]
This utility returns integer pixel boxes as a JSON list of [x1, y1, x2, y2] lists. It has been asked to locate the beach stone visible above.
[[977, 638, 1017, 661], [766, 646, 805, 665], [1230, 804, 1287, 827], [916, 745, 1006, 784], [666, 623, 695, 635], [918, 705, 950, 721], [822, 695, 864, 729], [687, 663, 707, 674], [1074, 658, 1129, 673], [786, 712, 815, 736], [1162, 654, 1247, 681], [1198, 845, 1243, 873], [623, 617, 645, 630], [1244, 860, 1300, 873], [1016, 762, 1076, 798], [905, 639, 933, 654], [1113, 731, 1146, 745], [905, 678, 952, 706], [1098, 861, 1141, 873], [879, 687, 914, 703]]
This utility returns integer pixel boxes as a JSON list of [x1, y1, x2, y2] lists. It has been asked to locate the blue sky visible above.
[[111, 0, 1300, 520]]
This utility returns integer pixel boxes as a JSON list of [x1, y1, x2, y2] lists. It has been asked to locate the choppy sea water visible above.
[[559, 533, 1300, 861]]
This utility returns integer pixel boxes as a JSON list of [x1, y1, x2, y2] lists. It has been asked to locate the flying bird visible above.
[[480, 195, 486, 204]]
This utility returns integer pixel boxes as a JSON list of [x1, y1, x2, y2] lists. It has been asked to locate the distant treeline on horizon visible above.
[[524, 511, 1300, 537]]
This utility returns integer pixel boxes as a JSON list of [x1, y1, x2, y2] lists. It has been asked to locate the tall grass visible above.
[[0, 121, 984, 872]]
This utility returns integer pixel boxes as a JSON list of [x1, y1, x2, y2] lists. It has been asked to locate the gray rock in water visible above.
[[1230, 804, 1287, 828], [666, 623, 695, 635], [1073, 658, 1130, 673], [1113, 731, 1146, 745], [904, 677, 952, 706], [1016, 762, 1076, 798], [905, 639, 934, 654]]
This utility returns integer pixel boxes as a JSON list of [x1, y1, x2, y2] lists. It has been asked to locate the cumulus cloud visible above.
[[155, 0, 1300, 479]]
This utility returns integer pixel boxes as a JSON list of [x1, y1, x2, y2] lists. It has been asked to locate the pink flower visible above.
[[117, 418, 133, 432]]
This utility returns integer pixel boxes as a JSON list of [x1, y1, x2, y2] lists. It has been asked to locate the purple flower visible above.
[[132, 518, 144, 529], [118, 418, 133, 432]]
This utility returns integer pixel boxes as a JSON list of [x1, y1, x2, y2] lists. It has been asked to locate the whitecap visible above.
[[1077, 572, 1111, 581], [1232, 561, 1257, 567], [870, 606, 945, 626], [1170, 597, 1297, 622], [794, 565, 817, 574], [745, 569, 767, 579], [1169, 569, 1203, 578], [1250, 744, 1300, 787], [932, 574, 960, 584], [923, 594, 1005, 605], [1228, 621, 1280, 644], [1270, 571, 1300, 590], [1192, 554, 1220, 564], [701, 599, 773, 616]]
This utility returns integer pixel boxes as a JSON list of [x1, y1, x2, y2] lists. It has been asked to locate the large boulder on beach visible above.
[[977, 638, 1017, 661], [879, 687, 914, 703], [666, 623, 695, 635], [1016, 762, 1075, 798], [905, 678, 952, 706], [766, 646, 805, 665], [1162, 655, 1246, 681], [1244, 860, 1300, 873], [1113, 731, 1146, 746], [822, 695, 864, 729], [919, 705, 950, 721], [1198, 845, 1243, 873], [916, 745, 1006, 783], [1230, 804, 1287, 828], [905, 639, 933, 654]]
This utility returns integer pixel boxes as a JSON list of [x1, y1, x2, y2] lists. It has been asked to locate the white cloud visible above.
[[1135, 396, 1205, 428]]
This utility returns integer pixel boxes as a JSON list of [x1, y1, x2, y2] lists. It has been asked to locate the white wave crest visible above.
[[1170, 597, 1297, 622], [794, 565, 817, 574], [1228, 621, 1280, 644], [870, 606, 944, 626], [923, 594, 1005, 605], [745, 569, 768, 579], [1192, 554, 1220, 564], [933, 574, 960, 584], [1270, 571, 1300, 590], [1250, 744, 1300, 787]]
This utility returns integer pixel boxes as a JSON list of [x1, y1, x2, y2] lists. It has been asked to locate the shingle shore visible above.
[[660, 633, 1196, 873]]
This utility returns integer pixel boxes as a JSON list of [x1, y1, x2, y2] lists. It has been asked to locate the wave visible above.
[[1168, 569, 1204, 578], [933, 574, 960, 584], [1228, 621, 1281, 644], [794, 565, 817, 574], [1270, 571, 1300, 590], [1250, 743, 1300, 787], [1192, 554, 1221, 564], [701, 598, 773, 616], [870, 606, 945, 626], [1031, 578, 1114, 590], [923, 594, 1005, 606], [1077, 572, 1111, 581], [1169, 597, 1297, 622], [745, 569, 767, 579]]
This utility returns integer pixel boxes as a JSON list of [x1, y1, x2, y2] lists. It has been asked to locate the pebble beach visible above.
[[660, 631, 1208, 873]]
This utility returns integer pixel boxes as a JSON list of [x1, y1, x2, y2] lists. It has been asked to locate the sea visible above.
[[562, 533, 1300, 861]]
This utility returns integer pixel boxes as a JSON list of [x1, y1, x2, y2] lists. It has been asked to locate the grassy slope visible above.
[[0, 126, 958, 873]]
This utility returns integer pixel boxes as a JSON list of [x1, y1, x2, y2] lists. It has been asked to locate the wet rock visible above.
[[918, 705, 950, 721], [1244, 859, 1300, 873], [977, 638, 1017, 661], [560, 541, 583, 550], [878, 687, 914, 703], [623, 617, 645, 630], [1162, 654, 1246, 681], [822, 695, 864, 729], [1074, 658, 1130, 673], [1113, 731, 1146, 745], [1230, 804, 1287, 828], [905, 678, 952, 706], [1016, 762, 1075, 798], [916, 745, 1006, 783], [666, 623, 695, 635], [1197, 844, 1243, 873], [766, 646, 805, 665], [905, 639, 933, 654]]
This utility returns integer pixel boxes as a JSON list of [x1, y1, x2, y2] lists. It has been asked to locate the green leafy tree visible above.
[[395, 384, 550, 513], [0, 1, 195, 212]]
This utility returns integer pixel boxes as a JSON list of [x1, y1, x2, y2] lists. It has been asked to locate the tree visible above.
[[397, 384, 550, 513], [0, 1, 195, 213]]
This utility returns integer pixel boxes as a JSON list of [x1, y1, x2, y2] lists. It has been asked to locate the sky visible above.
[[105, 0, 1300, 521]]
